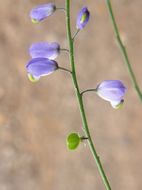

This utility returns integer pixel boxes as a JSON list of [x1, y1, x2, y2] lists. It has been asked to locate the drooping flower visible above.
[[26, 58, 58, 82], [30, 3, 56, 23], [76, 7, 90, 29], [29, 42, 60, 60], [96, 80, 126, 108]]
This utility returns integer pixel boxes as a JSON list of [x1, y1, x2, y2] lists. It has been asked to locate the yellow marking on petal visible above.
[[114, 101, 124, 109], [31, 18, 39, 24], [28, 73, 39, 83], [80, 13, 87, 23]]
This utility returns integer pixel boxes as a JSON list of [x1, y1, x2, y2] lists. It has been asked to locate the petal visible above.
[[30, 3, 56, 23], [27, 73, 40, 83], [96, 80, 126, 101], [76, 7, 90, 29], [29, 42, 60, 60], [26, 58, 58, 79], [110, 99, 124, 109]]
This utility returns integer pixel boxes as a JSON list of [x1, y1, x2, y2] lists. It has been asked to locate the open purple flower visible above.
[[29, 42, 60, 60], [76, 7, 90, 29], [96, 80, 126, 108], [30, 3, 56, 23], [26, 58, 58, 82]]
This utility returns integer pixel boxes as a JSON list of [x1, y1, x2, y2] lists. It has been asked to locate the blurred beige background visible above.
[[0, 0, 142, 189]]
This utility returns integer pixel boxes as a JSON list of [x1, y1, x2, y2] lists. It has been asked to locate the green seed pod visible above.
[[66, 133, 80, 150]]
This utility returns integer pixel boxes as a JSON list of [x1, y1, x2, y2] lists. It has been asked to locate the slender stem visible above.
[[72, 29, 80, 41], [105, 0, 142, 101], [65, 1, 111, 190], [58, 66, 72, 74], [81, 88, 97, 95], [80, 136, 89, 141], [56, 7, 66, 11], [60, 48, 69, 53]]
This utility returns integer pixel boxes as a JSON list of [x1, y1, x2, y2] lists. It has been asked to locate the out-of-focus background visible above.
[[0, 0, 142, 189]]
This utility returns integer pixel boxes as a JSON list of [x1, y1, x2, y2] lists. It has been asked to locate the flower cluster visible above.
[[26, 2, 126, 108], [26, 2, 128, 189], [26, 4, 90, 82]]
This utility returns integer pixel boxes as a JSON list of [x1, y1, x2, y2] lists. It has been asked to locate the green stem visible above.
[[72, 29, 80, 41], [60, 48, 69, 53], [58, 66, 72, 74], [80, 136, 89, 141], [81, 88, 97, 95], [56, 7, 66, 11], [105, 0, 142, 101], [65, 1, 111, 190]]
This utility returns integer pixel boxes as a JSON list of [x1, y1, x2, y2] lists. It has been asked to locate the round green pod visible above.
[[66, 133, 80, 150]]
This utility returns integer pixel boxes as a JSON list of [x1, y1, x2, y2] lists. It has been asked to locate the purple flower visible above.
[[29, 42, 60, 60], [26, 58, 58, 81], [96, 80, 126, 108], [30, 3, 56, 23], [76, 7, 90, 29]]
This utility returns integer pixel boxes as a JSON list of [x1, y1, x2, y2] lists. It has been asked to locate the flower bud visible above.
[[96, 80, 126, 108], [26, 58, 58, 81], [66, 133, 80, 150], [29, 42, 60, 60], [76, 7, 90, 29], [30, 3, 56, 23]]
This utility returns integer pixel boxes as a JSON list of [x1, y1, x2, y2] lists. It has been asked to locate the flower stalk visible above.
[[72, 29, 80, 41], [65, 0, 111, 189], [105, 0, 142, 101], [58, 66, 72, 74]]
